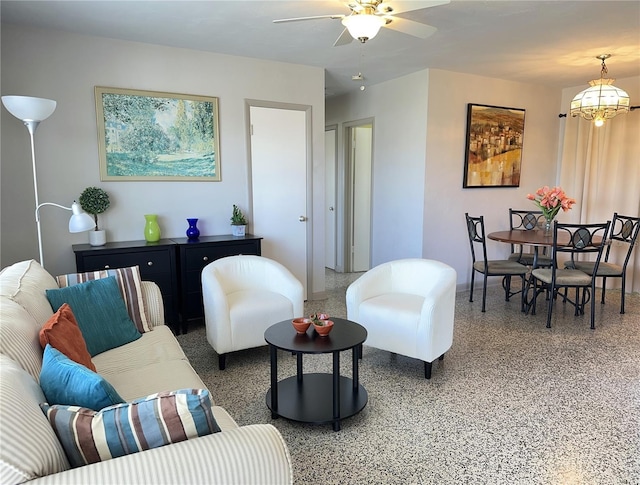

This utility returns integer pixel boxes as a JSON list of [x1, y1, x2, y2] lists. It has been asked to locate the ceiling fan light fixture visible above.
[[570, 55, 630, 127], [342, 14, 385, 43]]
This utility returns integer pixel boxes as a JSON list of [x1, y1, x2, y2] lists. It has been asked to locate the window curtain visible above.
[[559, 112, 640, 293]]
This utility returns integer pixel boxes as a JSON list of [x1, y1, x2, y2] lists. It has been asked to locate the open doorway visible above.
[[344, 120, 373, 273]]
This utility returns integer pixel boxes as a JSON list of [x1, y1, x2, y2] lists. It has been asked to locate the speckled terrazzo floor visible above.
[[177, 271, 640, 485]]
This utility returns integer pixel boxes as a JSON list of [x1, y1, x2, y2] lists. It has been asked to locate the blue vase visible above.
[[186, 218, 200, 240]]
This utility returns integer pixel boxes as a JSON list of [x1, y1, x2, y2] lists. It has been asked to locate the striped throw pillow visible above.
[[41, 389, 220, 468], [56, 265, 151, 333]]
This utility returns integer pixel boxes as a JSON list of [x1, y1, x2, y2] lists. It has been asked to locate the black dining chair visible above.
[[530, 220, 610, 329], [564, 213, 640, 314], [465, 213, 529, 312], [508, 208, 552, 267]]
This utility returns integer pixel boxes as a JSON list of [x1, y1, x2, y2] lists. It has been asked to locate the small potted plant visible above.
[[79, 186, 110, 246], [310, 313, 334, 336], [230, 204, 248, 237]]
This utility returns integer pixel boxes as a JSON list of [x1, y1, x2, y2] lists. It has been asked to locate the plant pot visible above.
[[292, 318, 312, 334], [89, 229, 106, 246], [231, 224, 246, 237], [313, 320, 334, 337]]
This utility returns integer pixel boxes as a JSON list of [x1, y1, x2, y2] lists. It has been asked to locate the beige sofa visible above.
[[0, 260, 292, 484]]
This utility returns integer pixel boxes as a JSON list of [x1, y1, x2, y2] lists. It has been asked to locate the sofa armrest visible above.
[[140, 281, 165, 328], [27, 424, 292, 485]]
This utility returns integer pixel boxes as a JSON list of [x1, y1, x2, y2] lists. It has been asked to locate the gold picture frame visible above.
[[95, 86, 221, 181], [463, 103, 525, 188]]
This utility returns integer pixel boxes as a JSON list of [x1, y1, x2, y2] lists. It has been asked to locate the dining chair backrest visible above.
[[552, 221, 611, 274], [465, 213, 488, 264], [509, 208, 545, 231], [509, 208, 547, 258], [603, 213, 640, 268]]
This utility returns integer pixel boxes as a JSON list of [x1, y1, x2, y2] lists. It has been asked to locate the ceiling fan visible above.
[[273, 0, 450, 46]]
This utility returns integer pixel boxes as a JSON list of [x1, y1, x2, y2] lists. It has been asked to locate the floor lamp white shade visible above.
[[2, 95, 62, 268], [2, 95, 57, 124]]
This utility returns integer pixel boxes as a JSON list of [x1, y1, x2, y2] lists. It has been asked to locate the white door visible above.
[[250, 106, 308, 298], [325, 128, 337, 270]]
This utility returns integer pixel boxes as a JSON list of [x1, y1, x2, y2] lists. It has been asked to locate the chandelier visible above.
[[570, 54, 630, 127]]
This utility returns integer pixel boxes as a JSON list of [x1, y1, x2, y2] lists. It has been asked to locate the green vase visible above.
[[144, 214, 161, 242]]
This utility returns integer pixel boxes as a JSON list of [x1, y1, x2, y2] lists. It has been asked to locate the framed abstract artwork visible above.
[[463, 103, 525, 188], [95, 87, 221, 181]]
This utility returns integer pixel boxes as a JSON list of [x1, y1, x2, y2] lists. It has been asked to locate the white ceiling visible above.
[[2, 0, 639, 98]]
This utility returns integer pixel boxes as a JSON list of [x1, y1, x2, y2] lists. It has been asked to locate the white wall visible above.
[[1, 24, 326, 297], [328, 68, 562, 287], [326, 70, 430, 267], [425, 69, 561, 288]]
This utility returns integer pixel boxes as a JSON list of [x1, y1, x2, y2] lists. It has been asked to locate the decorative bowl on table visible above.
[[313, 319, 334, 337], [292, 317, 312, 334]]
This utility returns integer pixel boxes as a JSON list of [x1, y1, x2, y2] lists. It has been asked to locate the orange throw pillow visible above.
[[39, 303, 96, 372]]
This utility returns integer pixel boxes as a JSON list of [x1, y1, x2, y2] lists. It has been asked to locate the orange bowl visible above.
[[313, 320, 334, 337], [292, 318, 312, 334]]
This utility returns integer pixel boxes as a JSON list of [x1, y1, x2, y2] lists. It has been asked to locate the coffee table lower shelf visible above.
[[266, 373, 368, 427]]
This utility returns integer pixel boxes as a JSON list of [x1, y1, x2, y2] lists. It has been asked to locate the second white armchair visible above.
[[346, 259, 457, 379], [202, 255, 304, 369]]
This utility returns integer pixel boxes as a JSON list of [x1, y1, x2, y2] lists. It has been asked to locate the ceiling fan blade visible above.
[[382, 0, 450, 15], [333, 28, 354, 46], [383, 16, 437, 38], [273, 14, 345, 23]]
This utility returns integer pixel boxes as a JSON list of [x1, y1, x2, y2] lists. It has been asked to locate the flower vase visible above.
[[144, 214, 161, 242], [544, 217, 553, 236], [186, 218, 200, 240]]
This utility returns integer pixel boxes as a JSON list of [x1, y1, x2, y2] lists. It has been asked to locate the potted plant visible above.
[[310, 313, 334, 336], [230, 204, 247, 237], [79, 186, 110, 246]]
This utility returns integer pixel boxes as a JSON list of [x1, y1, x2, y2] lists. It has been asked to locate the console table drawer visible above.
[[184, 242, 261, 270], [80, 250, 171, 275]]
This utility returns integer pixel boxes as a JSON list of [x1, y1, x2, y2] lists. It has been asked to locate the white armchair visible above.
[[346, 259, 457, 379], [202, 255, 304, 369]]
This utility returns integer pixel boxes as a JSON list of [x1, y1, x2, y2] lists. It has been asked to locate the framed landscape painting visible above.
[[95, 87, 221, 181], [463, 103, 525, 188]]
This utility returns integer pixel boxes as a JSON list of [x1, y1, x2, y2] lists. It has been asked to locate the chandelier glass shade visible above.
[[570, 55, 630, 127], [342, 14, 385, 42]]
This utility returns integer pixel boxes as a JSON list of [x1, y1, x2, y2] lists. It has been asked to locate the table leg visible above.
[[333, 351, 340, 431], [269, 344, 278, 419], [352, 346, 359, 391], [296, 351, 303, 383]]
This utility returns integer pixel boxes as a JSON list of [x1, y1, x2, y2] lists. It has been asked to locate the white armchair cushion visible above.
[[358, 293, 424, 357], [228, 290, 295, 351]]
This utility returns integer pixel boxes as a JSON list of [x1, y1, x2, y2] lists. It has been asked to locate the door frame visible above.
[[245, 99, 313, 297], [325, 124, 338, 271], [343, 117, 374, 272]]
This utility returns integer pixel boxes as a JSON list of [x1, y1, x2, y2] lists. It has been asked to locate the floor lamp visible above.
[[2, 95, 95, 268]]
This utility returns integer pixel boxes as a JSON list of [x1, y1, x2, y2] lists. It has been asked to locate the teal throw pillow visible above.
[[40, 344, 124, 411], [41, 389, 220, 468], [46, 276, 141, 356]]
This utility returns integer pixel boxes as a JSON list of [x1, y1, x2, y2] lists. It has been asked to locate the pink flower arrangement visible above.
[[527, 186, 576, 221]]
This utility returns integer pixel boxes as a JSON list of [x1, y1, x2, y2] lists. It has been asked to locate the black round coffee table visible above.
[[264, 317, 368, 431]]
